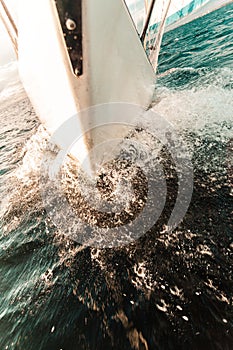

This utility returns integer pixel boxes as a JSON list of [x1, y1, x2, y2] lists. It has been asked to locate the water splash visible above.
[[0, 30, 233, 349]]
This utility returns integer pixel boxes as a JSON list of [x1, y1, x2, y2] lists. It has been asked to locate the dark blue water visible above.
[[0, 3, 233, 350]]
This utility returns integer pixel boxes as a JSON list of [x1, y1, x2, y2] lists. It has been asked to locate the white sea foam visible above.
[[154, 85, 233, 134], [15, 125, 57, 183], [2, 63, 231, 249]]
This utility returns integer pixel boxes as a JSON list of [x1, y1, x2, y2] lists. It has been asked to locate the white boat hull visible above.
[[6, 0, 231, 172], [17, 0, 156, 173]]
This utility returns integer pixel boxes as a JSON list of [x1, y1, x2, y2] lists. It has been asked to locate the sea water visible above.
[[0, 3, 233, 350]]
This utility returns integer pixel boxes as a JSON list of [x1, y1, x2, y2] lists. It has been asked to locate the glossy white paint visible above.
[[18, 0, 156, 173]]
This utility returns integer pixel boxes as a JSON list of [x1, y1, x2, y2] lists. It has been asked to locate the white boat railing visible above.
[[141, 0, 157, 44], [0, 0, 18, 55]]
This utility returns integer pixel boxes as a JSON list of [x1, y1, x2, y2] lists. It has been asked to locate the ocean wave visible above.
[[156, 66, 233, 90], [0, 61, 23, 100]]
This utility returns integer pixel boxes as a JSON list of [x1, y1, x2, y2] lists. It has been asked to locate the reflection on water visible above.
[[0, 3, 233, 350]]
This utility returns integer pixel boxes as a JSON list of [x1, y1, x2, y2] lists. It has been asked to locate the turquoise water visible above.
[[0, 3, 233, 350]]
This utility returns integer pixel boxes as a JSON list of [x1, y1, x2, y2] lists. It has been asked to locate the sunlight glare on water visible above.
[[0, 3, 233, 350]]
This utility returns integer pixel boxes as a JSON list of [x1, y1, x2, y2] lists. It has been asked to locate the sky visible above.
[[0, 0, 17, 65]]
